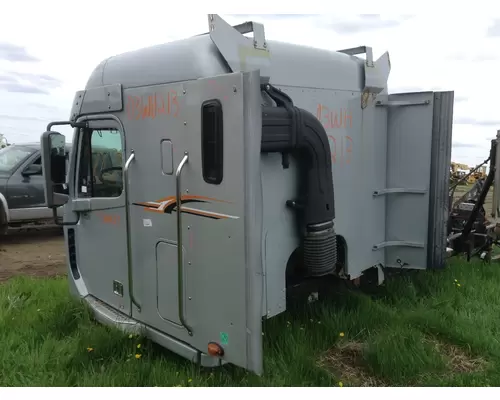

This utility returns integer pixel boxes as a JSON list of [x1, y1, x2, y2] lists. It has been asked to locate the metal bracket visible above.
[[372, 188, 427, 197], [372, 241, 425, 251], [207, 14, 270, 83], [375, 99, 430, 107], [230, 20, 267, 50], [338, 45, 390, 100], [337, 45, 374, 67]]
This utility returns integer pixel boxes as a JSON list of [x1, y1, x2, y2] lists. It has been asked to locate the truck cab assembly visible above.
[[40, 15, 456, 375]]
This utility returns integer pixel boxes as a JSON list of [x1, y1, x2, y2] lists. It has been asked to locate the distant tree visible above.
[[0, 133, 9, 148]]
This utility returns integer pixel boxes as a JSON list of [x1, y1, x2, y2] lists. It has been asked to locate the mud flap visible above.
[[375, 91, 453, 269]]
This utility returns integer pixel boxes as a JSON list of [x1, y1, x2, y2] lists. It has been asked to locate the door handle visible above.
[[124, 151, 141, 312], [176, 152, 193, 336]]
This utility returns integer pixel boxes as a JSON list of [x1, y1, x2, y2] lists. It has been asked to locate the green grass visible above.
[[2, 257, 500, 387]]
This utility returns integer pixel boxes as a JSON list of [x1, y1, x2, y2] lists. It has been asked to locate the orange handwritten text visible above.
[[328, 135, 353, 166], [126, 91, 179, 120], [101, 214, 120, 225], [316, 104, 353, 130]]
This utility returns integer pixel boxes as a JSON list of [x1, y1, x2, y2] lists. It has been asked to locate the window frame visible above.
[[74, 125, 125, 200], [201, 99, 224, 185]]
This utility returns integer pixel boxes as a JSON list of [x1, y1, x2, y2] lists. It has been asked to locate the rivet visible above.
[[185, 189, 189, 193], [183, 90, 186, 95], [187, 226, 191, 230], [188, 261, 191, 265], [108, 105, 111, 109], [184, 121, 187, 125], [107, 92, 111, 97], [188, 297, 192, 300], [233, 86, 237, 93]]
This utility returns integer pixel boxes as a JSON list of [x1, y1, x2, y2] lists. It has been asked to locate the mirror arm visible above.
[[47, 121, 87, 131], [52, 207, 80, 226]]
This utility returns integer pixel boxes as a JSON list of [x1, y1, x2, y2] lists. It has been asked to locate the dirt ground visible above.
[[0, 227, 66, 282]]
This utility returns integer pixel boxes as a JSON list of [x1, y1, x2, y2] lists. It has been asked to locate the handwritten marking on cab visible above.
[[126, 91, 179, 120], [316, 104, 353, 130]]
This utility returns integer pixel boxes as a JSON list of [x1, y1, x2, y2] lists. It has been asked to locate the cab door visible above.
[[71, 121, 130, 315], [125, 70, 264, 374]]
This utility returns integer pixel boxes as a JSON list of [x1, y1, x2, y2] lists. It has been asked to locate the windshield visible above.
[[0, 145, 35, 173]]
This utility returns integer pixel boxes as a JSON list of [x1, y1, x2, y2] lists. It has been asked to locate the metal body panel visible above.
[[427, 92, 454, 269], [383, 92, 435, 269], [120, 71, 263, 374], [85, 35, 364, 94], [156, 240, 182, 325], [261, 86, 387, 283], [79, 84, 123, 116]]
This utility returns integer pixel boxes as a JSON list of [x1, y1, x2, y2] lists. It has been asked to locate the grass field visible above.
[[2, 256, 500, 387]]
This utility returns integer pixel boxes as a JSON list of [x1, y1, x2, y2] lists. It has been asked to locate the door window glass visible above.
[[77, 128, 124, 198]]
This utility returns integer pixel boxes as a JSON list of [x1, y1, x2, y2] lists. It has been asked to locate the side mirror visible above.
[[22, 163, 43, 176], [41, 131, 69, 208]]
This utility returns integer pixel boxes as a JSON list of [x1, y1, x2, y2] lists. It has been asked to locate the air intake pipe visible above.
[[261, 84, 337, 277]]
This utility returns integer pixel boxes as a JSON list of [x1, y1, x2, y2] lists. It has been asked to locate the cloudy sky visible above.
[[0, 5, 499, 167]]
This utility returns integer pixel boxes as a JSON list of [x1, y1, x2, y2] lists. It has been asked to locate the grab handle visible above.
[[176, 152, 193, 336], [124, 151, 141, 312]]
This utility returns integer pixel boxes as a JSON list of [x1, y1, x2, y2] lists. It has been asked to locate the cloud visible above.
[[317, 14, 414, 34], [0, 42, 39, 62], [447, 52, 498, 62], [227, 14, 309, 21], [8, 71, 62, 90], [0, 71, 62, 95], [453, 142, 479, 149], [454, 95, 468, 103], [487, 19, 500, 37], [227, 14, 414, 35], [0, 81, 48, 94], [0, 114, 50, 122], [454, 117, 500, 127]]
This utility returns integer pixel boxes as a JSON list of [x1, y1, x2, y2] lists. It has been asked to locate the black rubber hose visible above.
[[261, 106, 335, 226]]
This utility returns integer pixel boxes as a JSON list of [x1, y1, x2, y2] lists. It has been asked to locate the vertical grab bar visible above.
[[176, 152, 193, 336], [124, 151, 141, 312]]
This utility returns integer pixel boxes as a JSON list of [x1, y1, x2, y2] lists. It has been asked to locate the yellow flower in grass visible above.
[[339, 332, 345, 337], [137, 344, 141, 349], [135, 353, 142, 359], [87, 347, 94, 352], [338, 381, 343, 387]]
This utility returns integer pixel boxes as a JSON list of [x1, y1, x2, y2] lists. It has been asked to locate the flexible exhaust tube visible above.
[[260, 84, 337, 277]]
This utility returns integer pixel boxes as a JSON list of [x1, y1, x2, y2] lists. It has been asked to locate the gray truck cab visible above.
[[39, 15, 454, 375]]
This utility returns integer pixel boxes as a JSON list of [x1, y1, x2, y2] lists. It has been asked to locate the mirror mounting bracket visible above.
[[46, 120, 87, 132]]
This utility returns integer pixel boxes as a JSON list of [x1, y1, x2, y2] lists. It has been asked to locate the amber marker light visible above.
[[208, 342, 224, 357]]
